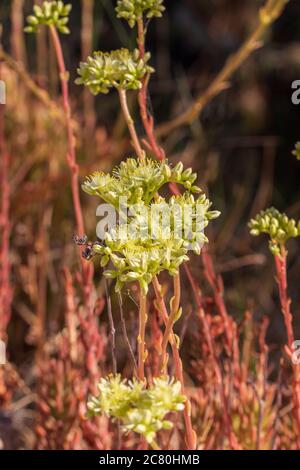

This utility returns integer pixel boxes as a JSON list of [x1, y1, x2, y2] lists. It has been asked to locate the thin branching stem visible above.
[[118, 87, 145, 161], [159, 273, 181, 374], [138, 287, 147, 381], [117, 291, 138, 373], [105, 280, 117, 374]]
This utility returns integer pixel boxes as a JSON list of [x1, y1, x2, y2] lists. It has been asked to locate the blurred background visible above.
[[1, 0, 300, 449]]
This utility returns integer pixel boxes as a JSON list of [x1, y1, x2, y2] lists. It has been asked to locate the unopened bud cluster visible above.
[[249, 207, 300, 255], [25, 1, 71, 34], [116, 0, 165, 27], [76, 49, 154, 95]]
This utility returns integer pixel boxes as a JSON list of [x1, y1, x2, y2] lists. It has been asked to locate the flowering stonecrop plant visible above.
[[82, 158, 220, 292], [76, 49, 154, 95], [116, 0, 165, 27], [24, 1, 71, 34], [249, 207, 300, 254], [87, 375, 185, 445]]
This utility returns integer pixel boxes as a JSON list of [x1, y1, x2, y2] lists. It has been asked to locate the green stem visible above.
[[118, 87, 145, 161]]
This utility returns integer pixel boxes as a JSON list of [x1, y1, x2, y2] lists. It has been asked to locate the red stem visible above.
[[274, 246, 300, 448], [0, 80, 12, 338], [49, 25, 92, 290], [202, 248, 234, 356]]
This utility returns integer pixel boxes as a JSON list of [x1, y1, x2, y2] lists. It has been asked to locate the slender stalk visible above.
[[11, 0, 27, 65], [48, 25, 92, 289], [105, 280, 117, 374], [0, 56, 12, 339], [150, 440, 161, 450], [118, 87, 145, 161], [156, 0, 289, 137], [202, 249, 233, 355], [274, 245, 300, 448], [81, 0, 96, 150], [137, 18, 165, 161], [138, 287, 147, 381], [117, 291, 137, 373], [183, 265, 239, 450], [159, 273, 181, 374], [152, 275, 197, 450]]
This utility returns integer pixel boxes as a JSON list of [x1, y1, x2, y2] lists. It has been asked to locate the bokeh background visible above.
[[1, 0, 300, 449]]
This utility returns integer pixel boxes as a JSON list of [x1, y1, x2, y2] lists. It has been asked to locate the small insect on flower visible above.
[[73, 234, 104, 260]]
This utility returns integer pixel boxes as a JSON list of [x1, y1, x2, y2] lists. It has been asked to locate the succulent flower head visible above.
[[24, 1, 71, 34], [87, 374, 185, 444], [116, 0, 165, 28], [82, 158, 203, 208], [76, 49, 154, 94], [82, 158, 220, 292], [249, 207, 300, 255]]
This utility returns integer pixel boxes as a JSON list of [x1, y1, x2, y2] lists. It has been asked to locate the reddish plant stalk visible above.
[[48, 25, 92, 290], [274, 245, 300, 448], [137, 19, 165, 161], [183, 264, 239, 450], [152, 275, 197, 450], [81, 0, 96, 149], [202, 249, 234, 355], [0, 64, 12, 338]]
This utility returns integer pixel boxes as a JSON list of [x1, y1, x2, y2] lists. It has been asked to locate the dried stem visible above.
[[81, 0, 96, 149], [0, 49, 67, 125], [11, 0, 27, 65], [138, 287, 147, 381], [48, 25, 92, 289], [0, 56, 12, 338], [152, 275, 197, 450], [183, 265, 239, 450], [202, 249, 233, 356], [156, 0, 289, 137], [118, 87, 145, 161], [159, 273, 181, 374]]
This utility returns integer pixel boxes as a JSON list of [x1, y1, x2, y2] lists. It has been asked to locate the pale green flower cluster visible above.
[[82, 158, 202, 207], [116, 0, 165, 27], [249, 207, 300, 255], [76, 49, 154, 95], [87, 375, 185, 444], [24, 1, 71, 34], [83, 158, 220, 292]]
